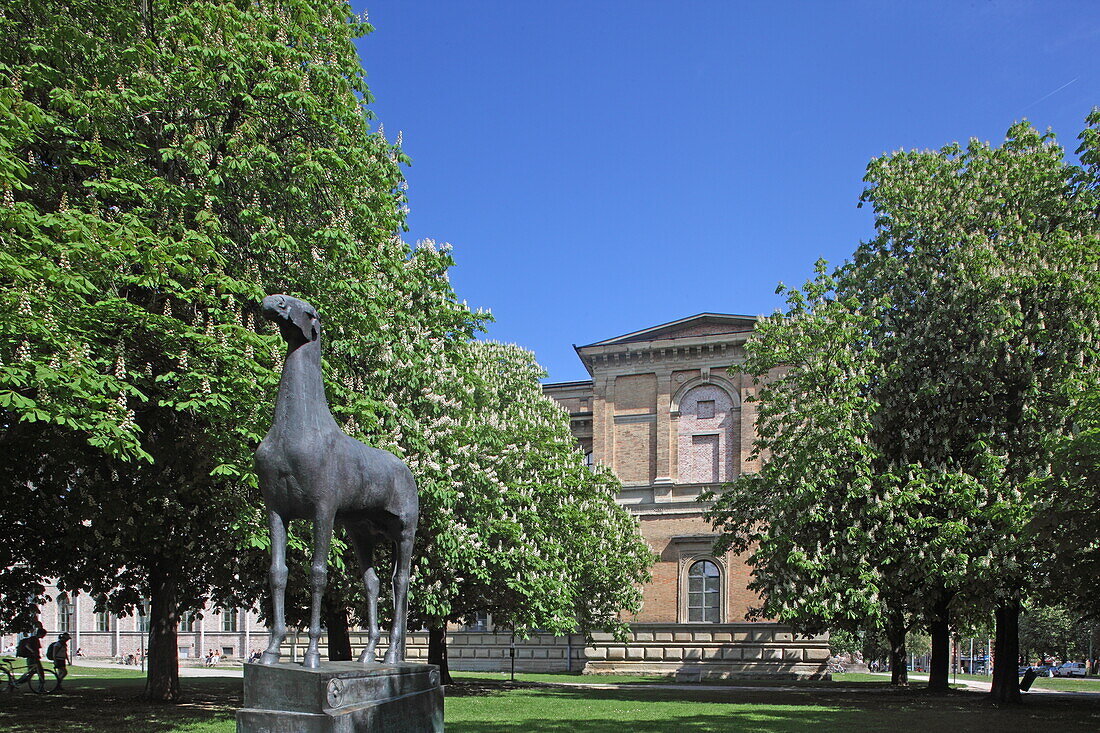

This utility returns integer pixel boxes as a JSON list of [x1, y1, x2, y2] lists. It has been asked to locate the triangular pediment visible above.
[[583, 313, 760, 347]]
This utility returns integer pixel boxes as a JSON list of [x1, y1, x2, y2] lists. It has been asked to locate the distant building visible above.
[[2, 586, 263, 662]]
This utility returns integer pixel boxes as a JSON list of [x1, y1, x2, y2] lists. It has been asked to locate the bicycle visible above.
[[0, 657, 60, 694], [826, 660, 847, 675]]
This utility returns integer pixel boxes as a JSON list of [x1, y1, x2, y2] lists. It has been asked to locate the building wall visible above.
[[544, 316, 807, 673], [547, 352, 758, 624], [1, 582, 265, 661]]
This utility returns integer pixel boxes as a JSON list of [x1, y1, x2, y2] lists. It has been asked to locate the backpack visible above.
[[15, 637, 33, 658], [46, 641, 61, 662]]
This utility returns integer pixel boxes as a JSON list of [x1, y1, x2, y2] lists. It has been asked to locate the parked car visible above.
[[1055, 662, 1088, 678], [1018, 665, 1032, 676], [1034, 664, 1058, 677]]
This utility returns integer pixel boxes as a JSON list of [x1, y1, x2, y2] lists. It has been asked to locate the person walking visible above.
[[46, 633, 70, 691], [14, 628, 48, 687]]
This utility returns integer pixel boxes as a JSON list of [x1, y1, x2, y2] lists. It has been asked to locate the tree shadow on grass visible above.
[[6, 672, 1100, 733], [0, 676, 241, 733]]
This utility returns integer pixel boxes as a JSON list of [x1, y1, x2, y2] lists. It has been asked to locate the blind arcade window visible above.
[[696, 399, 715, 419]]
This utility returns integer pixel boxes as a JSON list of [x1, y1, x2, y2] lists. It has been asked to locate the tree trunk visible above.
[[323, 594, 353, 661], [145, 565, 181, 702], [990, 598, 1023, 703], [927, 592, 952, 692], [427, 625, 452, 685], [885, 610, 909, 686]]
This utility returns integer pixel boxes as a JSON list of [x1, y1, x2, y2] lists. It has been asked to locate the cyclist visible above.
[[46, 632, 70, 691], [14, 627, 48, 688]]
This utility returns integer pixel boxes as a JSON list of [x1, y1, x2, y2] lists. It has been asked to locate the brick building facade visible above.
[[542, 314, 828, 677]]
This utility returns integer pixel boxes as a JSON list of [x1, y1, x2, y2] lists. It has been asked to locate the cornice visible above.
[[576, 332, 751, 376]]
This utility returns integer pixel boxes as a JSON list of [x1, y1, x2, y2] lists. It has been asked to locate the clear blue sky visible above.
[[349, 1, 1100, 383]]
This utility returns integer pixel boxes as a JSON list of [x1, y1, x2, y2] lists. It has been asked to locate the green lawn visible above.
[[68, 664, 148, 679], [452, 670, 673, 685], [456, 671, 901, 688], [0, 667, 1098, 733]]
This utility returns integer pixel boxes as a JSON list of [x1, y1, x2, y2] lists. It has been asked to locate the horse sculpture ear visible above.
[[290, 307, 321, 342]]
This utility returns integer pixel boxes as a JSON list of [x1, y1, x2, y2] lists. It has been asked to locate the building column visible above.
[[740, 384, 757, 474], [198, 612, 205, 660], [113, 614, 120, 657], [653, 370, 673, 500], [73, 594, 81, 657], [592, 376, 614, 470], [243, 608, 250, 660]]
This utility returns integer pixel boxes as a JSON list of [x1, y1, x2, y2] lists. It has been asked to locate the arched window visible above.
[[57, 594, 75, 634], [687, 560, 721, 623]]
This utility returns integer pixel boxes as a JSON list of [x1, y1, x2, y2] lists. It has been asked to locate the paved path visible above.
[[68, 661, 1100, 696], [871, 671, 991, 693], [870, 671, 1100, 698]]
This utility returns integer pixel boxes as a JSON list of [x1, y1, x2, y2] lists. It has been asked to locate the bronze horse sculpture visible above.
[[255, 294, 418, 668]]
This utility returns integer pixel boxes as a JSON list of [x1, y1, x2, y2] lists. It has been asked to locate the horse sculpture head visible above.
[[262, 294, 321, 347]]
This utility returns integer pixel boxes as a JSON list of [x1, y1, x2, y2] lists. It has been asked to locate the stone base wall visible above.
[[17, 620, 829, 678], [277, 623, 828, 678], [582, 624, 829, 679]]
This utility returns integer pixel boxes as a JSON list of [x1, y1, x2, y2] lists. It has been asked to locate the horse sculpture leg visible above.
[[260, 510, 288, 665], [384, 524, 416, 664], [348, 528, 380, 663], [303, 512, 335, 669]]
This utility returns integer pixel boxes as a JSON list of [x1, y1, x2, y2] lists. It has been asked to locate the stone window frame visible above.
[[95, 610, 111, 633], [673, 539, 727, 624], [137, 599, 151, 633], [56, 593, 75, 634], [670, 374, 741, 415], [222, 607, 239, 632]]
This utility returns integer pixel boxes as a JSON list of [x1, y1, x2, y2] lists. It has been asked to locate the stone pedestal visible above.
[[236, 661, 443, 733]]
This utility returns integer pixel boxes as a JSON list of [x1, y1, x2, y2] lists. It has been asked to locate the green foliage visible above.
[[1040, 111, 1100, 620], [853, 120, 1100, 616], [1042, 386, 1100, 621], [0, 0, 467, 632], [0, 1, 652, 671], [704, 264, 895, 631], [1018, 604, 1096, 662], [405, 339, 652, 637], [706, 118, 1100, 655]]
